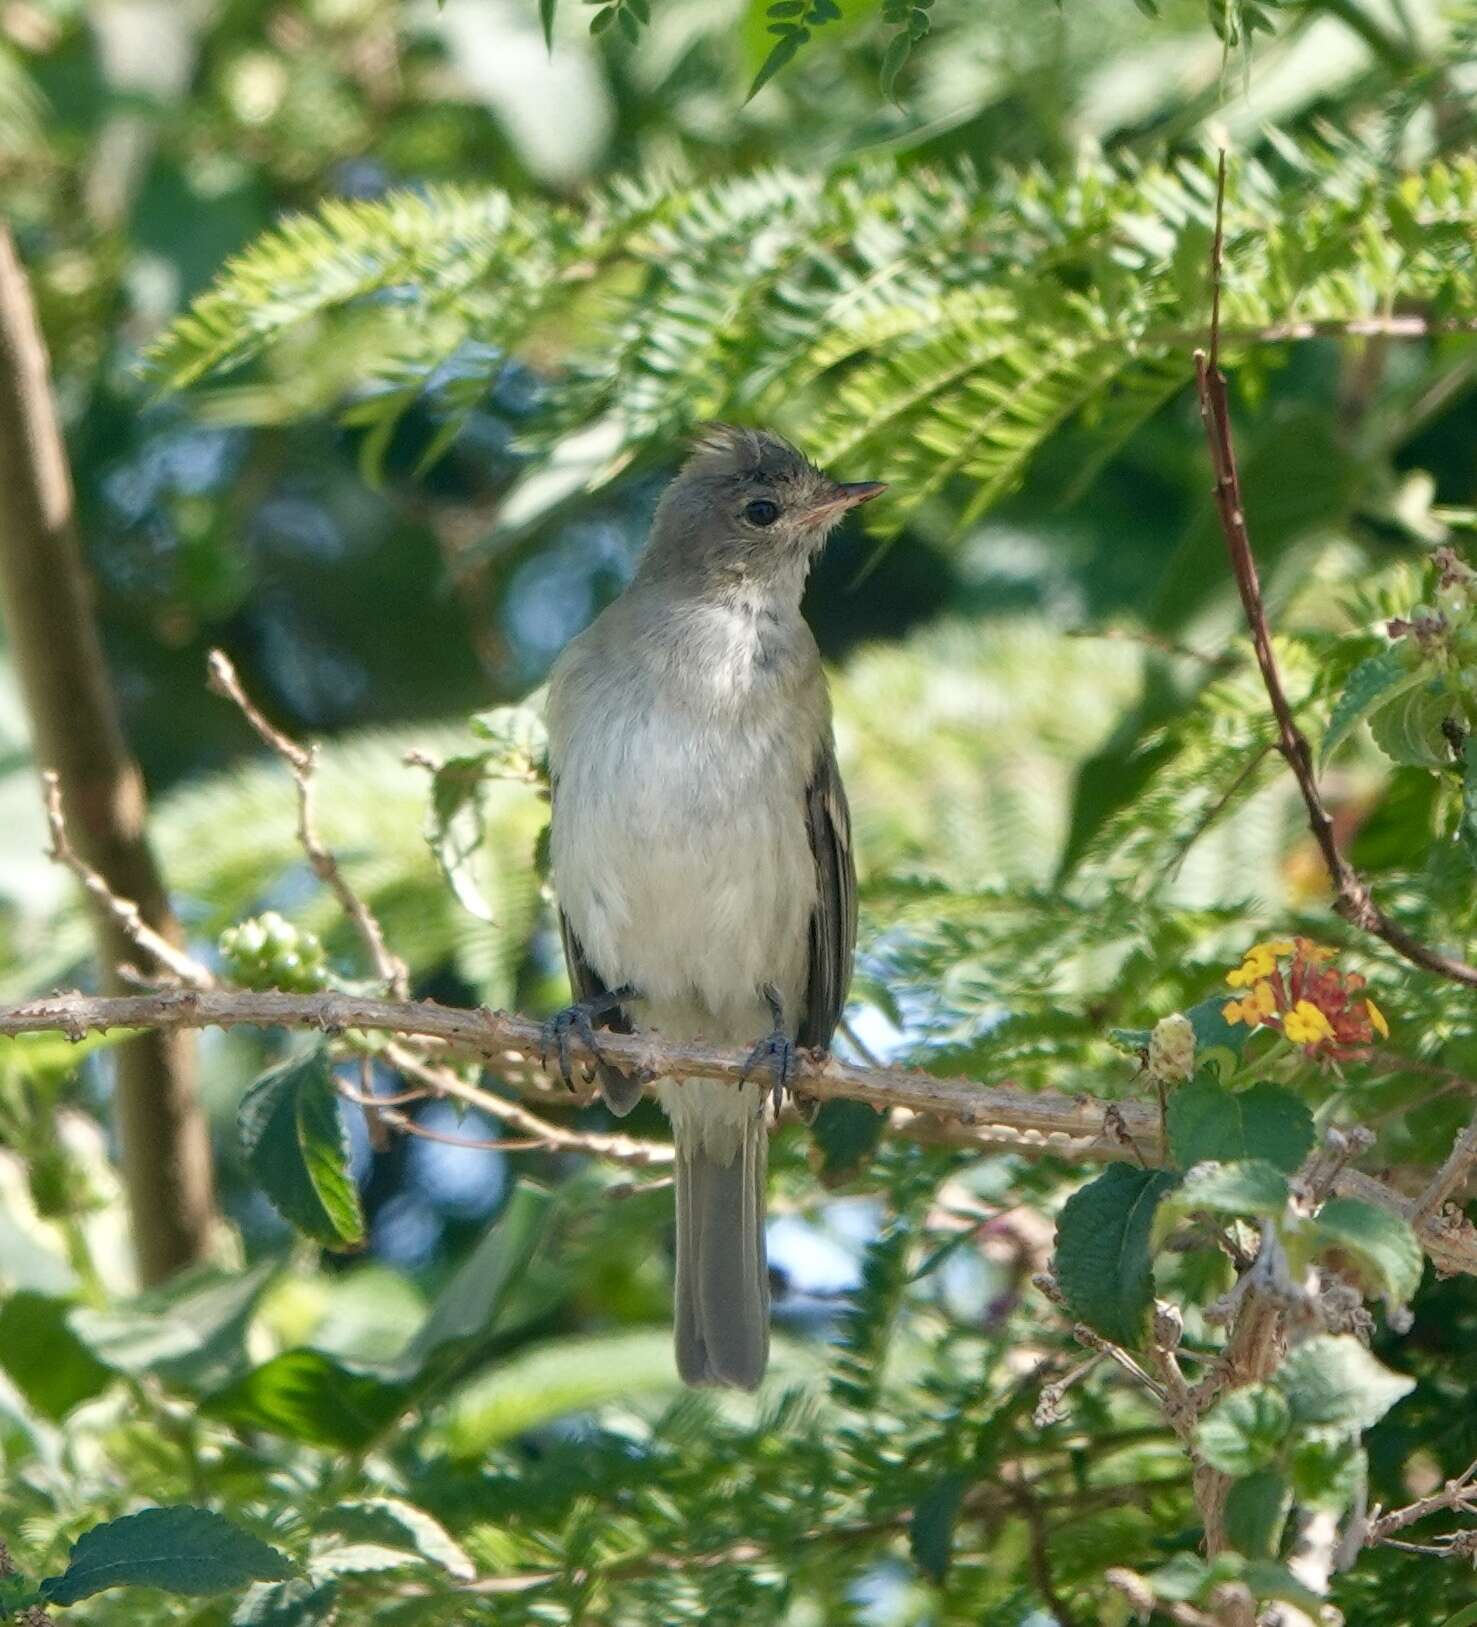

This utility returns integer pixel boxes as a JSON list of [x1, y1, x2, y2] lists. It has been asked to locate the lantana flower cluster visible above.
[[1223, 937, 1389, 1058]]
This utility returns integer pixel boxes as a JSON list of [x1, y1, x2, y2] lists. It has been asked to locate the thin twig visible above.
[[206, 649, 410, 999], [1194, 156, 1477, 991], [1409, 1099, 1477, 1228], [1366, 1457, 1477, 1544], [41, 771, 211, 990]]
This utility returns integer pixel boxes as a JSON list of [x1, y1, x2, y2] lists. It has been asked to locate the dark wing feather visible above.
[[798, 740, 857, 1054], [557, 907, 643, 1116]]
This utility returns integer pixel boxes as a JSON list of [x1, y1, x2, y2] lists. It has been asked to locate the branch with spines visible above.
[[5, 984, 1475, 1278]]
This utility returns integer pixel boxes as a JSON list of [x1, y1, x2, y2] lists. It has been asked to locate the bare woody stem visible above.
[[1193, 154, 1477, 991], [0, 223, 215, 1284], [3, 984, 1474, 1277]]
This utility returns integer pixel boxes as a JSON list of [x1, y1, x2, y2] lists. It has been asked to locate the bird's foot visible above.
[[540, 987, 637, 1090], [740, 984, 796, 1116]]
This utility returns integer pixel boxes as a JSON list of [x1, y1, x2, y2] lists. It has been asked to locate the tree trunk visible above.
[[0, 223, 216, 1284]]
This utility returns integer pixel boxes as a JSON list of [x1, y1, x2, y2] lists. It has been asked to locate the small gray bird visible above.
[[544, 425, 881, 1388]]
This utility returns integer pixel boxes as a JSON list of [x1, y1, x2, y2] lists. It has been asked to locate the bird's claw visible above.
[[741, 984, 796, 1116], [540, 1003, 605, 1091]]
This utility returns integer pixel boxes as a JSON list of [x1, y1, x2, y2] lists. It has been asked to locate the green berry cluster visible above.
[[219, 912, 329, 992]]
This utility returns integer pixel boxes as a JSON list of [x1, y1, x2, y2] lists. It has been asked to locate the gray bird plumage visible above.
[[545, 425, 875, 1387]]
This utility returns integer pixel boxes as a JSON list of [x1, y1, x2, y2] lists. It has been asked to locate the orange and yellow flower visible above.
[[1221, 936, 1389, 1059]]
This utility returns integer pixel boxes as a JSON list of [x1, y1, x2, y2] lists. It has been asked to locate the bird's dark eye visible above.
[[743, 498, 781, 527]]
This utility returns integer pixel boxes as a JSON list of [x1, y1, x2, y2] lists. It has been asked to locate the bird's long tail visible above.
[[673, 1107, 769, 1389]]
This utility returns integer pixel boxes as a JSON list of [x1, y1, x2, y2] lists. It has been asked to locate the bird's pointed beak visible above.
[[805, 481, 888, 521]]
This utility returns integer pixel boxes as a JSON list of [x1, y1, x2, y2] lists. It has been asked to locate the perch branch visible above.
[[3, 986, 1474, 1274]]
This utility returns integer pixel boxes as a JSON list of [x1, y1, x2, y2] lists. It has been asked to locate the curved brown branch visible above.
[[1195, 158, 1477, 990], [4, 985, 1474, 1277]]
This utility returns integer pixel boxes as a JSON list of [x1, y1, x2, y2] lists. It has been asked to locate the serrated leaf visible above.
[[313, 1501, 473, 1581], [41, 1507, 294, 1605], [910, 1471, 966, 1582], [1166, 1078, 1313, 1173], [1197, 1383, 1290, 1475], [1369, 678, 1456, 769], [1312, 1198, 1423, 1306], [1151, 1159, 1288, 1249], [1276, 1335, 1414, 1432], [1224, 1469, 1290, 1560], [1055, 1165, 1179, 1348], [1320, 648, 1423, 765], [239, 1047, 364, 1247]]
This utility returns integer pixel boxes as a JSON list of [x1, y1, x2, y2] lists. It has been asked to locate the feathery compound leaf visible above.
[[153, 149, 1477, 545], [1055, 1165, 1179, 1348], [41, 1507, 294, 1604]]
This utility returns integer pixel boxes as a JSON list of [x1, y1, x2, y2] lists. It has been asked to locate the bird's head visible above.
[[642, 425, 885, 595]]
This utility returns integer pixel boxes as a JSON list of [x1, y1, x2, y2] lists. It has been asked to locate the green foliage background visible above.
[[2, 1, 1477, 1623]]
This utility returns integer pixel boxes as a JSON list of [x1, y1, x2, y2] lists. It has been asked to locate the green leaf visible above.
[[879, 31, 912, 100], [41, 1507, 294, 1605], [1320, 648, 1424, 765], [538, 0, 558, 49], [1166, 1078, 1313, 1173], [1224, 1469, 1290, 1560], [1151, 1159, 1288, 1249], [239, 1047, 365, 1247], [1276, 1335, 1414, 1432], [398, 1181, 555, 1379], [1460, 747, 1477, 874], [0, 1291, 112, 1419], [234, 1580, 339, 1626], [312, 1501, 473, 1581], [1182, 994, 1249, 1078], [202, 1349, 410, 1451], [810, 1099, 885, 1186], [1196, 1383, 1290, 1476], [425, 753, 495, 922], [70, 1260, 279, 1391], [1311, 1198, 1423, 1306], [746, 29, 804, 99], [910, 1470, 967, 1582], [436, 1329, 682, 1453], [1369, 677, 1456, 769], [1439, 1603, 1477, 1627], [1054, 1165, 1179, 1348], [1288, 1432, 1365, 1513]]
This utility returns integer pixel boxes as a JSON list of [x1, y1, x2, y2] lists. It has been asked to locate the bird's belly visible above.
[[552, 711, 815, 1038]]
